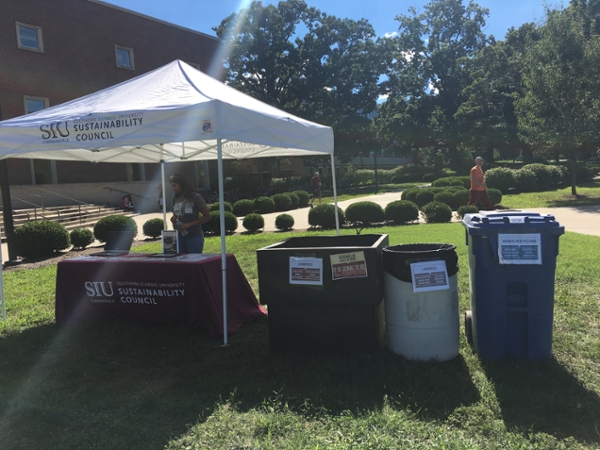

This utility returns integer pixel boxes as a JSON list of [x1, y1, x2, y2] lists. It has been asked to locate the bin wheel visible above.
[[464, 310, 474, 347]]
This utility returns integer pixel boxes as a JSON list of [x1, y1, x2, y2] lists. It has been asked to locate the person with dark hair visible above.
[[309, 171, 322, 208], [120, 195, 134, 211], [467, 156, 493, 210], [169, 173, 211, 253]]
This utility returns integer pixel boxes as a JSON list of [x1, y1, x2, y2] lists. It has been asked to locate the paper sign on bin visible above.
[[498, 233, 542, 265], [330, 251, 368, 280], [289, 257, 323, 285], [410, 260, 450, 293]]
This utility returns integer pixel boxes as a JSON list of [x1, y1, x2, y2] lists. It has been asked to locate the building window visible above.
[[24, 96, 48, 114], [115, 45, 134, 69], [16, 22, 43, 52]]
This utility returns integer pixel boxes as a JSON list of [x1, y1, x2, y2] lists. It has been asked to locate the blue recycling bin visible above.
[[462, 211, 564, 360]]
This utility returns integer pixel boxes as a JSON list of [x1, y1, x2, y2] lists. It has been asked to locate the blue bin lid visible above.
[[462, 210, 564, 235]]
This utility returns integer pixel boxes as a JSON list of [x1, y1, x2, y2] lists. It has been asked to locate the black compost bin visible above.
[[257, 234, 389, 353]]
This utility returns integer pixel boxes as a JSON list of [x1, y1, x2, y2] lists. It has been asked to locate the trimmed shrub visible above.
[[421, 201, 453, 223], [456, 176, 471, 189], [521, 163, 552, 191], [457, 205, 479, 219], [549, 165, 569, 186], [415, 189, 435, 208], [209, 201, 233, 212], [485, 167, 517, 192], [433, 190, 457, 210], [203, 210, 239, 234], [515, 168, 538, 192], [573, 166, 597, 183], [293, 190, 311, 207], [384, 200, 419, 224], [233, 199, 255, 217], [287, 192, 299, 209], [275, 213, 294, 231], [142, 218, 164, 238], [344, 201, 385, 225], [401, 188, 419, 203], [70, 228, 95, 249], [93, 214, 138, 243], [15, 220, 70, 258], [272, 193, 292, 211], [422, 172, 437, 182], [242, 213, 265, 233], [431, 177, 452, 187], [308, 204, 345, 229], [453, 189, 471, 208], [254, 196, 276, 214], [487, 188, 503, 206]]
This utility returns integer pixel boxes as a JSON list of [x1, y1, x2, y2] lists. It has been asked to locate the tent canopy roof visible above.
[[0, 60, 333, 164]]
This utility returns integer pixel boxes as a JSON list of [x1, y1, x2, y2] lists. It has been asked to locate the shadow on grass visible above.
[[482, 358, 600, 443], [0, 316, 479, 450]]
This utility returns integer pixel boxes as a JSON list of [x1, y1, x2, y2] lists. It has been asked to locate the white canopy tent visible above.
[[0, 60, 339, 342]]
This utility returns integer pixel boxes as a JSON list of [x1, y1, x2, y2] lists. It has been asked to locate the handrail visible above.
[[103, 187, 152, 201], [35, 187, 96, 209]]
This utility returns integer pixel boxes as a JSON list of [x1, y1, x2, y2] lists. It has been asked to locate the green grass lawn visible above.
[[500, 181, 600, 209], [1, 224, 600, 449]]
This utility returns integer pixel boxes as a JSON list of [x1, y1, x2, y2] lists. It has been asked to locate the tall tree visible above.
[[380, 0, 490, 169], [214, 0, 385, 163], [515, 5, 600, 194]]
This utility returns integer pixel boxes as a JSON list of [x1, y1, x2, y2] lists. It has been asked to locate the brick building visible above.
[[0, 0, 221, 210]]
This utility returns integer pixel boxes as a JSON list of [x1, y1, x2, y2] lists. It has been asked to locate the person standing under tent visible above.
[[309, 172, 322, 208], [169, 173, 211, 253], [467, 156, 494, 210]]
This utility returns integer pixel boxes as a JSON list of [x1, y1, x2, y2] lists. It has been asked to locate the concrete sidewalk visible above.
[[2, 193, 598, 264]]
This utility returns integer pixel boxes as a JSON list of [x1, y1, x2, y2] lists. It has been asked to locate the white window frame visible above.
[[24, 95, 49, 114], [115, 45, 135, 70], [16, 21, 43, 52]]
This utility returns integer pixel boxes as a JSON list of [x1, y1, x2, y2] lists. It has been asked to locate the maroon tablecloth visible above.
[[55, 253, 266, 337]]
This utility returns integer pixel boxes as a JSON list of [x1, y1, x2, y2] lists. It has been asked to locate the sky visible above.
[[104, 0, 557, 41]]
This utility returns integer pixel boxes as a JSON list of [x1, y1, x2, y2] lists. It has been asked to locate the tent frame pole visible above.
[[331, 154, 340, 235], [217, 138, 228, 346]]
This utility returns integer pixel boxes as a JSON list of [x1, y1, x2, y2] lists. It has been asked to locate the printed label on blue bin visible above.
[[330, 251, 368, 280], [498, 233, 542, 265], [410, 260, 450, 293], [289, 257, 323, 285]]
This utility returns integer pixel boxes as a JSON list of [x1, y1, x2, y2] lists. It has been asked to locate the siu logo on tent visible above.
[[40, 121, 70, 140], [202, 120, 213, 133]]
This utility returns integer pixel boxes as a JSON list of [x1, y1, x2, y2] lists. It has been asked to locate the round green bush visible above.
[[203, 210, 239, 234], [293, 190, 310, 207], [521, 163, 552, 191], [93, 214, 138, 243], [70, 227, 95, 249], [384, 200, 419, 224], [453, 189, 471, 208], [209, 201, 233, 212], [254, 196, 276, 214], [421, 201, 453, 223], [422, 172, 437, 182], [344, 201, 385, 225], [233, 199, 255, 217], [415, 189, 435, 208], [243, 213, 265, 232], [142, 218, 164, 238], [487, 188, 502, 206], [15, 220, 70, 258], [275, 213, 294, 231], [549, 165, 569, 186], [433, 190, 457, 210], [287, 192, 299, 209], [515, 168, 538, 192], [401, 188, 419, 203], [431, 177, 452, 187], [308, 204, 345, 229], [457, 205, 479, 219], [272, 193, 292, 211], [484, 167, 517, 192]]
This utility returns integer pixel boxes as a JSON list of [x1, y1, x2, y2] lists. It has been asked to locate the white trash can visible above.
[[382, 244, 460, 361]]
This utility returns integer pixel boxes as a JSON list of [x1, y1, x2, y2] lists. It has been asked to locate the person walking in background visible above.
[[169, 173, 211, 253], [309, 171, 322, 208], [467, 156, 494, 210]]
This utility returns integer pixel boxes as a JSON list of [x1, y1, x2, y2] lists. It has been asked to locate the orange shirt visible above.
[[470, 165, 485, 191]]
